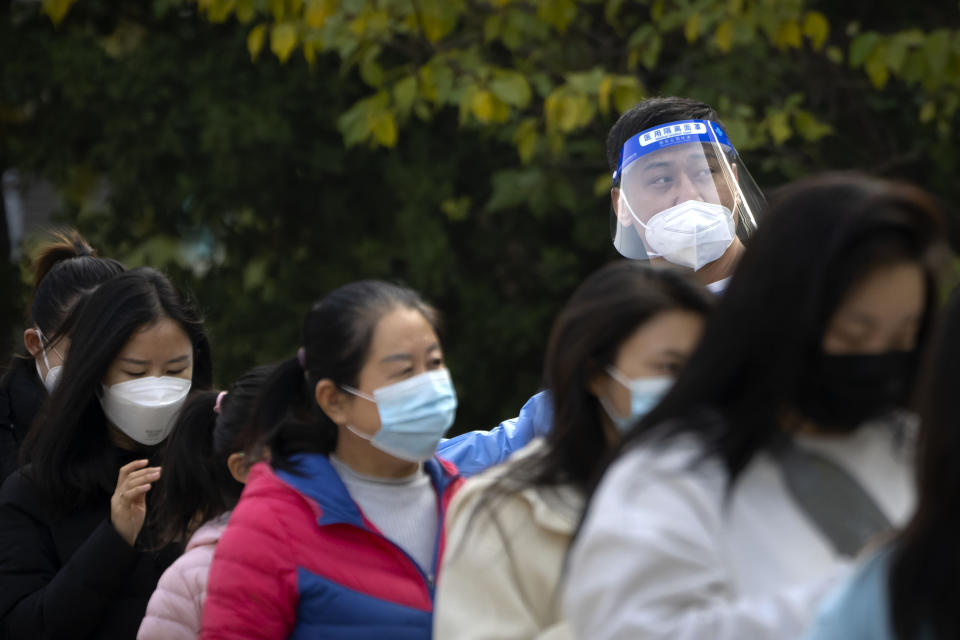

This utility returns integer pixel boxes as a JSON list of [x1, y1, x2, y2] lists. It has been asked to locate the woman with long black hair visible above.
[[0, 267, 211, 639], [563, 173, 949, 639], [434, 261, 712, 639], [806, 286, 960, 639]]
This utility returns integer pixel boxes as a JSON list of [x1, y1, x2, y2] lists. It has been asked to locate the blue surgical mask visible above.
[[342, 369, 458, 462], [599, 366, 674, 433]]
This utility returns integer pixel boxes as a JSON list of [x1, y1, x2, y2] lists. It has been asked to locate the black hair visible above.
[[28, 229, 125, 343], [888, 285, 960, 639], [151, 365, 275, 547], [606, 96, 722, 173], [22, 267, 212, 509], [498, 262, 712, 497], [592, 172, 946, 493], [255, 280, 439, 471]]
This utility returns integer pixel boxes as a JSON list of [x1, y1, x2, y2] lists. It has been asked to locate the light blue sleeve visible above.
[[437, 391, 553, 477], [805, 550, 896, 640]]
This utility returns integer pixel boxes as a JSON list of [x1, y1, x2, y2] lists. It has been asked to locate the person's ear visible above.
[[227, 452, 251, 484], [315, 379, 350, 427], [586, 361, 610, 399], [24, 328, 42, 359], [611, 187, 633, 225]]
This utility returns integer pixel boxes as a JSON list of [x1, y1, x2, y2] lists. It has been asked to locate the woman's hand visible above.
[[110, 459, 161, 547]]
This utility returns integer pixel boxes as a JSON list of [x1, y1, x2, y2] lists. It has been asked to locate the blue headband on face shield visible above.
[[612, 119, 737, 182]]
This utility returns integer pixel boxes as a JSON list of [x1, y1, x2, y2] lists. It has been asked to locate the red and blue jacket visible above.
[[199, 453, 462, 640]]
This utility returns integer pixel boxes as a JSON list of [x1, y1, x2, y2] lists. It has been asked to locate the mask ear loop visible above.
[[339, 385, 379, 442], [617, 190, 666, 259]]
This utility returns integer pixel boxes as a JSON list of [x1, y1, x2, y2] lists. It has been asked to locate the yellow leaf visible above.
[[776, 20, 802, 50], [513, 119, 539, 164], [236, 0, 255, 23], [270, 0, 285, 21], [802, 11, 829, 51], [864, 51, 889, 89], [612, 80, 645, 114], [684, 13, 700, 43], [728, 0, 743, 16], [767, 110, 791, 144], [305, 0, 337, 28], [42, 0, 77, 26], [920, 101, 936, 123], [714, 20, 733, 53], [247, 24, 267, 61], [371, 112, 398, 147], [207, 0, 236, 23], [471, 90, 496, 124], [537, 0, 577, 34], [303, 40, 316, 66], [270, 23, 298, 63], [598, 74, 613, 114]]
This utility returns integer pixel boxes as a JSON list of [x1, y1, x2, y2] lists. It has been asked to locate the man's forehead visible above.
[[633, 143, 714, 169]]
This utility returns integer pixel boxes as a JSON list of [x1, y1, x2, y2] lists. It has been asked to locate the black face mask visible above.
[[794, 350, 918, 432]]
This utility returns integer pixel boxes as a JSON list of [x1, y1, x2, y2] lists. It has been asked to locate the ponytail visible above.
[[151, 391, 226, 546], [32, 229, 94, 289], [150, 364, 276, 546], [28, 229, 124, 339], [259, 357, 336, 473]]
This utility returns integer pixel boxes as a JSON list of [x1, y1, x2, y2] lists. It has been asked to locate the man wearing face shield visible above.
[[609, 98, 766, 293], [439, 98, 764, 475]]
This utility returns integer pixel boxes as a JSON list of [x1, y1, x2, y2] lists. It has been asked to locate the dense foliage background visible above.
[[2, 0, 959, 432]]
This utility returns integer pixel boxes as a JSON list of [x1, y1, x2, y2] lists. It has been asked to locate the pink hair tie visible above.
[[297, 347, 307, 370], [214, 391, 227, 415]]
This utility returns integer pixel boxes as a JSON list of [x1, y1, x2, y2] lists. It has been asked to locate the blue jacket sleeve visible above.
[[437, 391, 553, 477]]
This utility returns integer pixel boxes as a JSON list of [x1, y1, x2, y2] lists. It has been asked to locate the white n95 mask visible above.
[[99, 376, 191, 446], [34, 328, 64, 393], [631, 199, 736, 271]]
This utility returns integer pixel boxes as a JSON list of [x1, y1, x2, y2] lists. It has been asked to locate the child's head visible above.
[[152, 365, 275, 545]]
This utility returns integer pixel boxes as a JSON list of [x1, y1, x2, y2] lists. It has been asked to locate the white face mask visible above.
[[626, 198, 736, 271], [99, 376, 191, 446], [34, 328, 64, 393]]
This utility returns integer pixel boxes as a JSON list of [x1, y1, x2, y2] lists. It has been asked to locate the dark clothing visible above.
[[0, 358, 46, 483], [0, 457, 181, 639]]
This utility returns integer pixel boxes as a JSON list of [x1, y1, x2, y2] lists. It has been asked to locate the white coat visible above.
[[563, 422, 915, 640], [434, 440, 578, 640]]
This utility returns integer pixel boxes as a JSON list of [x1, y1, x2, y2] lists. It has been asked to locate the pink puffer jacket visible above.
[[137, 513, 231, 640]]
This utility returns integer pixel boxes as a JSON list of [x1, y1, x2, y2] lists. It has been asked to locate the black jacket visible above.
[[0, 358, 46, 483], [0, 455, 181, 639]]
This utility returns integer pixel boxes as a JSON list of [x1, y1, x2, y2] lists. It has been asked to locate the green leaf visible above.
[[920, 101, 937, 123], [440, 196, 471, 221], [489, 71, 532, 108], [393, 76, 418, 115], [537, 0, 577, 34], [925, 30, 951, 78], [512, 118, 539, 163], [850, 32, 880, 67]]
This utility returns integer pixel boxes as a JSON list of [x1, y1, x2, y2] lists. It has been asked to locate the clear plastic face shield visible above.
[[611, 120, 765, 282]]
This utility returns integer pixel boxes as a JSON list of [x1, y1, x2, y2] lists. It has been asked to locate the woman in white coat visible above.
[[433, 261, 713, 639], [563, 173, 949, 640]]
